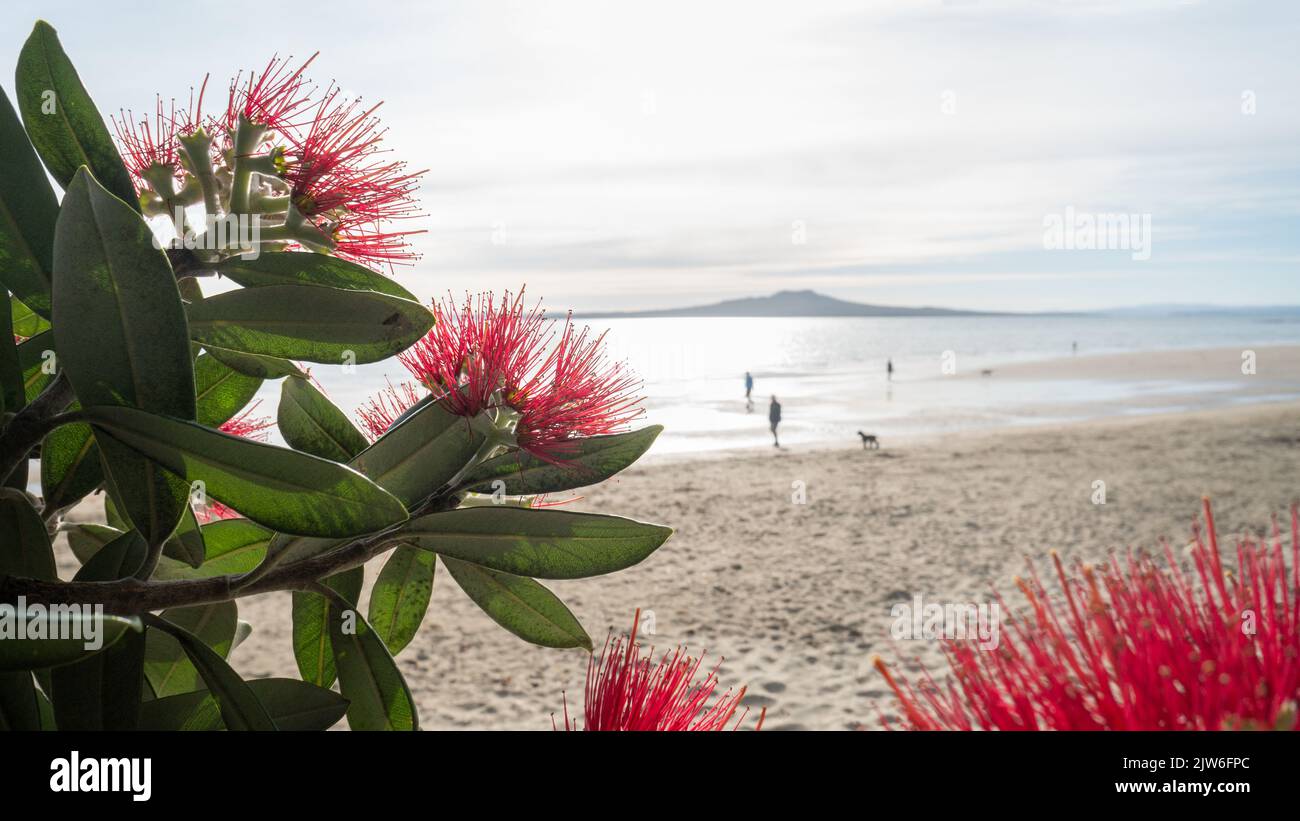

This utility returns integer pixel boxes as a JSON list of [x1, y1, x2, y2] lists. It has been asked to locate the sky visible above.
[[2, 0, 1298, 312]]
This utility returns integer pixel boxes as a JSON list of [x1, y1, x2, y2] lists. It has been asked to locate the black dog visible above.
[[857, 431, 880, 450]]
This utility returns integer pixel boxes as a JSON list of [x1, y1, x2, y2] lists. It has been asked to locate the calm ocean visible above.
[[291, 313, 1300, 456]]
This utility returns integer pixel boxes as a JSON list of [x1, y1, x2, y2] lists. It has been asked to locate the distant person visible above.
[[744, 371, 754, 412], [887, 358, 894, 382], [768, 395, 782, 448], [1072, 341, 1078, 356]]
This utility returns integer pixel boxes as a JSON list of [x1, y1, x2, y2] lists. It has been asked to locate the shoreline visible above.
[[636, 343, 1300, 465]]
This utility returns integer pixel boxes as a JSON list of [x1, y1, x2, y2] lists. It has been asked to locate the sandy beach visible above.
[[54, 346, 1300, 730]]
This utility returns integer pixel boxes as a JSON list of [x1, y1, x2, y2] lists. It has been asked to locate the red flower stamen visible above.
[[395, 289, 643, 463], [555, 609, 764, 731], [221, 53, 318, 137], [877, 500, 1300, 731]]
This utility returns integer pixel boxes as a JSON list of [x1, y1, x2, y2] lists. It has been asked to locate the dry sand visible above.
[[55, 346, 1300, 730]]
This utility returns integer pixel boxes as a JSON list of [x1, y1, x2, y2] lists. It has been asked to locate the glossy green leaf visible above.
[[144, 602, 237, 697], [0, 85, 57, 316], [216, 252, 417, 300], [17, 330, 54, 402], [203, 344, 304, 379], [82, 405, 409, 538], [292, 567, 362, 688], [460, 426, 662, 495], [0, 296, 24, 422], [194, 352, 263, 428], [368, 544, 434, 656], [0, 487, 55, 581], [138, 677, 348, 731], [10, 297, 50, 337], [39, 413, 100, 513], [49, 531, 147, 728], [143, 615, 275, 731], [162, 504, 206, 568], [0, 611, 141, 673], [52, 168, 194, 546], [278, 375, 368, 461], [187, 284, 434, 365], [0, 672, 41, 730], [65, 523, 121, 564], [15, 21, 137, 207], [400, 507, 672, 579], [441, 556, 591, 650], [262, 396, 481, 568], [327, 596, 417, 731]]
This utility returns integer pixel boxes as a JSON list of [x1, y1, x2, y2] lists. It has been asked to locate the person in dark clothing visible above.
[[768, 395, 782, 448], [887, 358, 894, 381], [744, 371, 754, 412]]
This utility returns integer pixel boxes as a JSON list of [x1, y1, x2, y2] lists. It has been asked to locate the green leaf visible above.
[[52, 167, 194, 546], [0, 297, 22, 487], [194, 352, 263, 428], [0, 487, 55, 581], [162, 504, 206, 568], [441, 556, 591, 650], [138, 678, 349, 731], [65, 523, 121, 564], [143, 615, 276, 731], [143, 602, 237, 697], [15, 21, 137, 208], [150, 519, 272, 581], [352, 396, 484, 506], [368, 545, 434, 656], [49, 531, 147, 728], [195, 519, 271, 575], [186, 284, 434, 365], [76, 528, 147, 580], [203, 344, 304, 379], [400, 507, 672, 579], [16, 330, 54, 402], [82, 405, 409, 538], [262, 396, 482, 568], [0, 672, 41, 730], [10, 297, 50, 338], [278, 375, 368, 461], [0, 611, 142, 673], [292, 567, 362, 688], [460, 426, 662, 495], [39, 414, 101, 513], [216, 252, 417, 300], [0, 85, 58, 316], [327, 595, 417, 731]]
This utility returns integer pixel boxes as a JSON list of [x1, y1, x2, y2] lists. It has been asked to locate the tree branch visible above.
[[0, 528, 406, 615], [0, 372, 76, 485]]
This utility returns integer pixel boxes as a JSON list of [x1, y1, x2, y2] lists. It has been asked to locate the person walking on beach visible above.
[[744, 371, 754, 412], [887, 358, 894, 382], [768, 395, 782, 448]]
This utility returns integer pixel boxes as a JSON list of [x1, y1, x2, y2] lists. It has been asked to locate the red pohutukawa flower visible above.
[[356, 380, 427, 442], [221, 53, 318, 137], [555, 609, 764, 731], [282, 85, 427, 267], [876, 500, 1300, 731], [365, 289, 643, 462], [112, 76, 209, 189]]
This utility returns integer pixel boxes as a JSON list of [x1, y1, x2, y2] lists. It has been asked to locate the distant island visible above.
[[573, 289, 1003, 319]]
